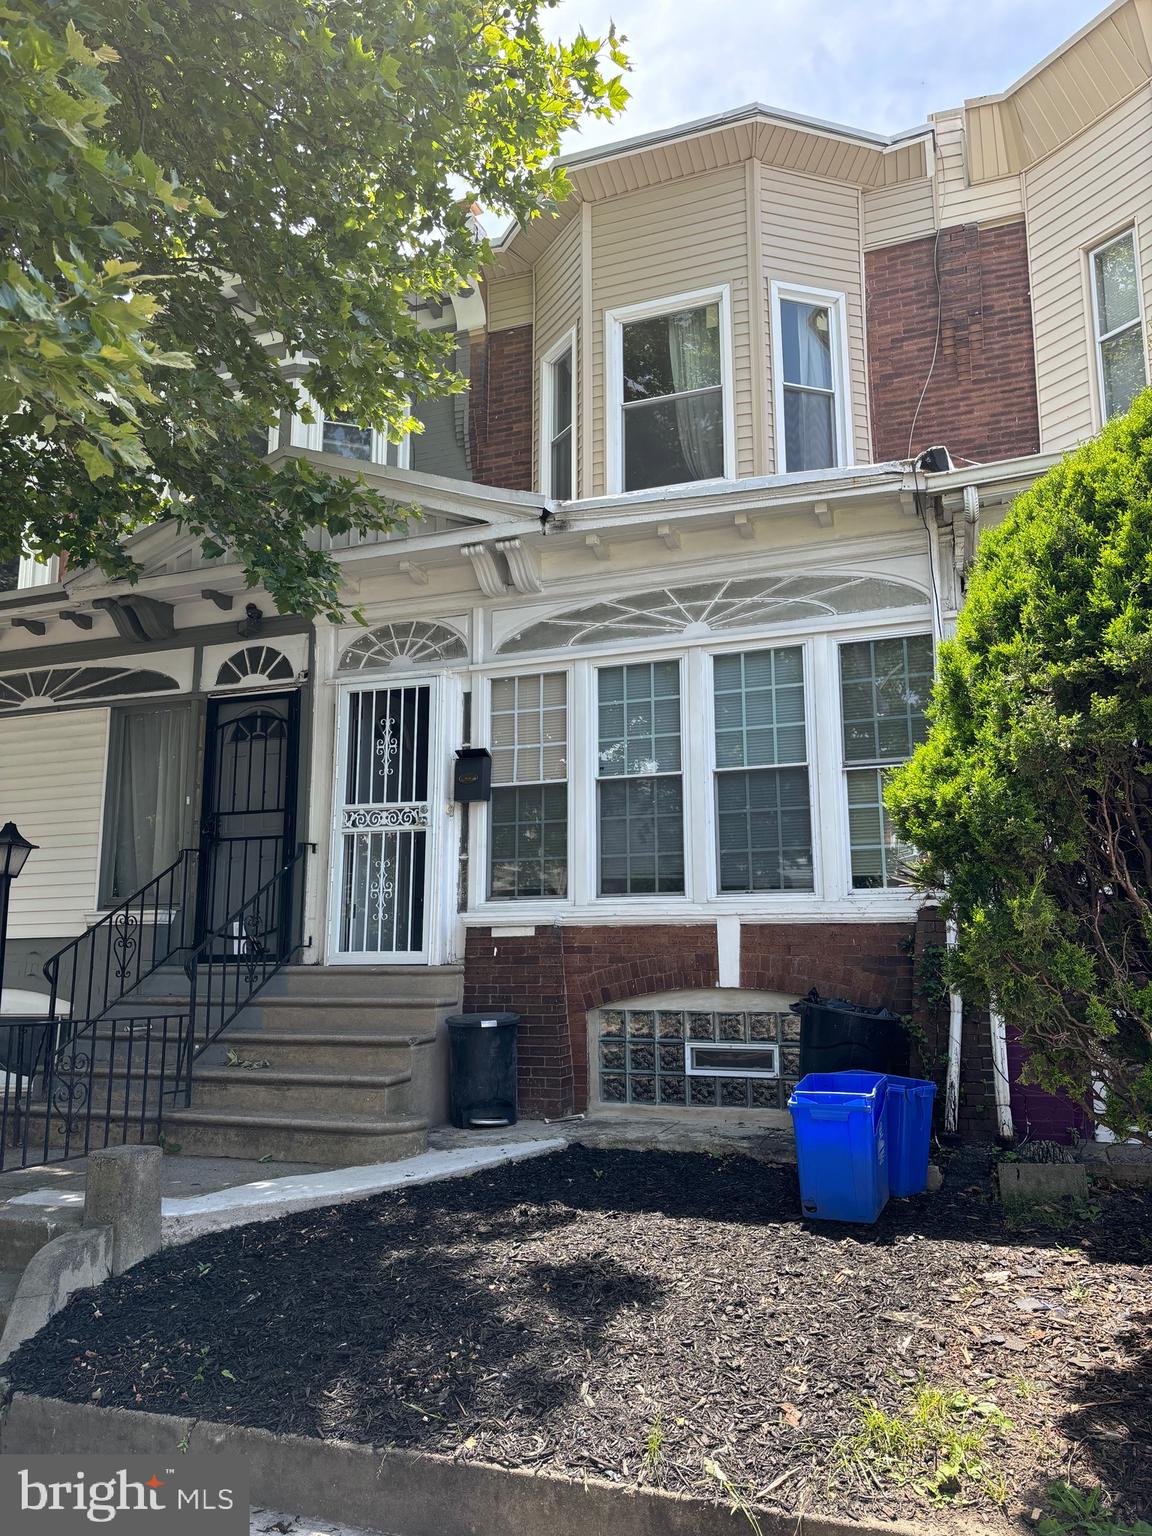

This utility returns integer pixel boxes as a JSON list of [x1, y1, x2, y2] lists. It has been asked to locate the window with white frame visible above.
[[542, 335, 575, 499], [1090, 231, 1147, 422], [597, 660, 684, 894], [610, 292, 729, 493], [713, 646, 813, 892], [294, 389, 409, 468], [772, 285, 849, 473], [489, 673, 568, 899], [839, 634, 933, 888]]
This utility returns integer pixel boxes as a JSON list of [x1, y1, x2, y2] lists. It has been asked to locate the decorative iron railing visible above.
[[179, 846, 309, 1093], [0, 1013, 187, 1172], [42, 849, 199, 1045]]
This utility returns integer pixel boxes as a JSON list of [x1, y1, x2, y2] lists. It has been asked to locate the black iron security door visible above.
[[198, 692, 299, 955]]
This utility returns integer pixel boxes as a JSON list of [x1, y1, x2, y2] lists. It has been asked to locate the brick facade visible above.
[[865, 221, 1041, 465], [464, 920, 917, 1120], [469, 324, 534, 491]]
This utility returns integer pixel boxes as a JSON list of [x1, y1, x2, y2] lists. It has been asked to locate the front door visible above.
[[198, 692, 299, 954], [331, 681, 435, 962]]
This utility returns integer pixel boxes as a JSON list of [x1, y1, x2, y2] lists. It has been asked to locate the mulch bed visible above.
[[6, 1145, 1151, 1527]]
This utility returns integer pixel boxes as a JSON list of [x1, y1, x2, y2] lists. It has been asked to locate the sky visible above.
[[543, 0, 1109, 155]]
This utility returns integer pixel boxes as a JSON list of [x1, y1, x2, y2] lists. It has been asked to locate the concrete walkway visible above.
[[252, 1508, 392, 1536]]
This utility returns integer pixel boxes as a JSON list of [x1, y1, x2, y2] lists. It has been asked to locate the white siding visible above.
[[533, 218, 582, 493], [0, 709, 109, 939], [863, 180, 936, 250], [933, 113, 1024, 227], [760, 168, 871, 466], [590, 166, 754, 494], [1024, 85, 1152, 451]]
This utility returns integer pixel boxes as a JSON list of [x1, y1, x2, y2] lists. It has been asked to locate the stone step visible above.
[[15, 1105, 162, 1155], [195, 1029, 428, 1073], [265, 965, 463, 1002], [190, 1066, 413, 1119], [0, 1268, 22, 1333], [161, 1108, 428, 1165], [0, 1209, 83, 1271], [248, 997, 453, 1031]]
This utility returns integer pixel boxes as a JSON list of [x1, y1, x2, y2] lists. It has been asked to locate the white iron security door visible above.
[[333, 683, 434, 960]]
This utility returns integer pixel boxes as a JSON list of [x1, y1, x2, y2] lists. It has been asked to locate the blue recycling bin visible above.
[[788, 1071, 890, 1223], [884, 1076, 937, 1196]]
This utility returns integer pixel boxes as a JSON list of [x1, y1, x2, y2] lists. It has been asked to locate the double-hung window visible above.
[[613, 293, 729, 492], [542, 336, 575, 499], [597, 661, 684, 894], [1090, 231, 1147, 421], [294, 390, 408, 468], [839, 635, 933, 888], [489, 674, 568, 899], [772, 285, 849, 472], [713, 647, 813, 892]]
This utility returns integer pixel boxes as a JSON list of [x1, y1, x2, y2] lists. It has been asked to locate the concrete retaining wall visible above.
[[0, 1394, 923, 1536]]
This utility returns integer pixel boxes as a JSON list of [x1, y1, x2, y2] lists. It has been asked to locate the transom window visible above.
[[839, 634, 933, 888], [1090, 231, 1147, 421], [542, 336, 575, 500], [597, 660, 684, 895], [772, 283, 849, 473], [609, 290, 730, 493], [489, 674, 568, 899], [713, 647, 813, 892]]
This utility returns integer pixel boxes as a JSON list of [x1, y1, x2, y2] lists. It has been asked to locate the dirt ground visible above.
[[6, 1144, 1150, 1529]]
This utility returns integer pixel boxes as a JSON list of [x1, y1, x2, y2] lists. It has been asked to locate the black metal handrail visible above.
[[42, 849, 200, 1045], [179, 846, 309, 1097]]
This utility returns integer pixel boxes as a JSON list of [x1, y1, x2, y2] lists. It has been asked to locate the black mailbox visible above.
[[453, 746, 492, 802]]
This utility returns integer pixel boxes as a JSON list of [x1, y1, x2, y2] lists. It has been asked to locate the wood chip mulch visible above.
[[6, 1145, 1151, 1528]]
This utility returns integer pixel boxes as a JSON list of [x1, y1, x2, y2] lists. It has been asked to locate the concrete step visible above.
[[161, 1108, 428, 1165], [189, 1066, 413, 1119], [0, 1209, 83, 1270], [15, 1106, 161, 1155], [0, 1268, 22, 1333], [265, 965, 463, 1002], [248, 997, 453, 1030], [195, 1029, 427, 1073]]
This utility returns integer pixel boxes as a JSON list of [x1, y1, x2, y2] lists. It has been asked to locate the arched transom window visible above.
[[338, 620, 467, 672], [0, 666, 180, 712], [496, 573, 927, 654], [215, 645, 295, 687]]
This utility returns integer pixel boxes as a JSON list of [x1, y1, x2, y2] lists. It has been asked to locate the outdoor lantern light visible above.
[[0, 821, 36, 883]]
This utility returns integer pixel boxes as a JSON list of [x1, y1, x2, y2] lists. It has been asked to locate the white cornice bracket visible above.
[[494, 537, 543, 594], [462, 542, 510, 597]]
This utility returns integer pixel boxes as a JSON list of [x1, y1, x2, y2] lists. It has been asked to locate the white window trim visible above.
[[16, 554, 59, 589], [604, 285, 735, 497], [685, 1040, 779, 1079], [484, 667, 571, 904], [1087, 226, 1149, 430], [540, 327, 577, 500], [769, 280, 853, 475], [290, 386, 411, 469]]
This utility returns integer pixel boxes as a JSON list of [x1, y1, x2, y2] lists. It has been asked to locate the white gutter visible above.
[[988, 1004, 1015, 1141], [943, 919, 964, 1135]]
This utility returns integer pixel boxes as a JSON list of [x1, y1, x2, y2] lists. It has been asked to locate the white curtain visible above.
[[667, 308, 723, 480], [107, 707, 189, 898]]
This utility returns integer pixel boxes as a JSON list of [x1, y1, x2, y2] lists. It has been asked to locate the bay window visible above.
[[771, 283, 850, 472], [713, 647, 813, 891], [609, 289, 731, 493], [1090, 231, 1147, 421], [489, 673, 568, 899], [839, 635, 933, 888], [597, 660, 684, 894]]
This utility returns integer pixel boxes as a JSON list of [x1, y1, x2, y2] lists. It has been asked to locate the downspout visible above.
[[988, 1004, 1015, 1142], [944, 918, 963, 1135]]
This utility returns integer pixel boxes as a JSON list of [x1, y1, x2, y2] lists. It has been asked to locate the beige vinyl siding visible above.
[[862, 179, 936, 250], [1, 708, 109, 939], [760, 168, 871, 467], [933, 113, 1024, 227], [590, 165, 754, 494], [486, 274, 534, 332], [1024, 85, 1152, 452], [533, 218, 582, 494]]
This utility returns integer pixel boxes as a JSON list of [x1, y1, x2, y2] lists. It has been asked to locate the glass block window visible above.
[[597, 660, 684, 895], [1090, 231, 1147, 421], [489, 673, 568, 899], [712, 647, 813, 892], [839, 634, 933, 888], [597, 1005, 796, 1109]]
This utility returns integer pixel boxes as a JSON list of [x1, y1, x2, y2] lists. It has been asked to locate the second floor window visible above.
[[772, 284, 849, 473], [542, 338, 575, 499], [612, 292, 729, 493], [1091, 231, 1147, 421]]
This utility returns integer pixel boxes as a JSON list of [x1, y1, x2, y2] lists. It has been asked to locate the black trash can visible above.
[[446, 1013, 519, 1129], [795, 989, 909, 1077]]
